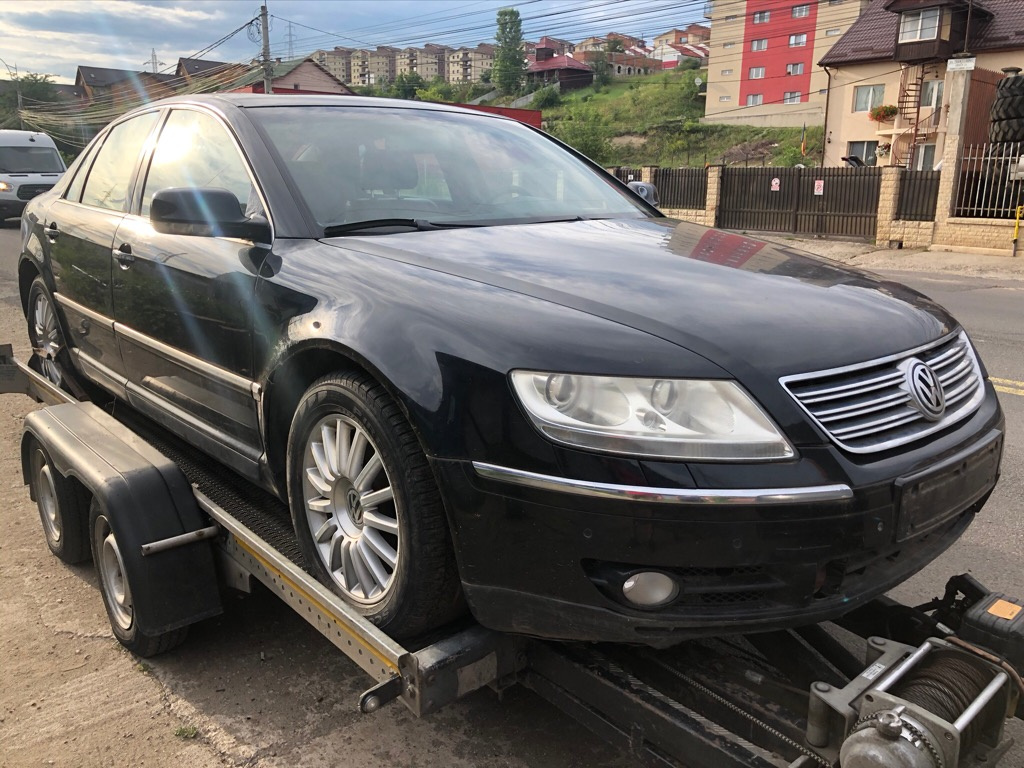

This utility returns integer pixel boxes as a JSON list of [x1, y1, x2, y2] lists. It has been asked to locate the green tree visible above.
[[605, 38, 625, 53], [492, 8, 526, 94], [589, 51, 611, 87], [0, 73, 59, 127], [551, 105, 611, 163], [388, 72, 426, 100]]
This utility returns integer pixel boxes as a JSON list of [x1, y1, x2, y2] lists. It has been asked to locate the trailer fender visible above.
[[21, 402, 222, 634]]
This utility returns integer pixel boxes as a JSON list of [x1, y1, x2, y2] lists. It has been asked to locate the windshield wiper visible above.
[[322, 218, 454, 237]]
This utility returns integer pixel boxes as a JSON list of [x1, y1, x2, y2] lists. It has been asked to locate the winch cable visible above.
[[947, 635, 1024, 699], [890, 655, 994, 752]]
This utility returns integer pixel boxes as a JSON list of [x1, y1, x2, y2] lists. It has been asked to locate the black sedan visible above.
[[19, 95, 1003, 646]]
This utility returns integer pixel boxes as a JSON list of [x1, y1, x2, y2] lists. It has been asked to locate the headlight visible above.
[[511, 372, 794, 461], [0, 181, 12, 192]]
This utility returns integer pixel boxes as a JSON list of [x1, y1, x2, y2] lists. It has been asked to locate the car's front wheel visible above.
[[287, 371, 463, 639]]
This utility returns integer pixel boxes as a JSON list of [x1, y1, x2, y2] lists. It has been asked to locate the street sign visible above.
[[948, 57, 976, 72], [814, 179, 824, 196], [770, 177, 781, 192]]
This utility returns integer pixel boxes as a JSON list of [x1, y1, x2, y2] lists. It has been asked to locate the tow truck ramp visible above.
[[5, 345, 1022, 768]]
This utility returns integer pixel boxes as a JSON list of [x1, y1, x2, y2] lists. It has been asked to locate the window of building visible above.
[[721, 68, 733, 75], [746, 94, 764, 106], [789, 33, 808, 46], [848, 140, 879, 166], [826, 27, 842, 36], [899, 8, 940, 42], [914, 144, 937, 170], [726, 14, 737, 20], [723, 41, 736, 48], [749, 66, 766, 79], [786, 62, 805, 75], [829, 0, 844, 4], [751, 38, 768, 51], [784, 91, 802, 104], [853, 84, 885, 112], [792, 4, 811, 17], [719, 95, 732, 102], [921, 79, 944, 108], [753, 10, 770, 23]]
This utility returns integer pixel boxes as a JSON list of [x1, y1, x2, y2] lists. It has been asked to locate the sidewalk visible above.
[[758, 236, 1024, 281]]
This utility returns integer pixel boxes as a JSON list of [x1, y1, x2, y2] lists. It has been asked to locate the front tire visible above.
[[91, 500, 188, 657], [287, 372, 463, 639]]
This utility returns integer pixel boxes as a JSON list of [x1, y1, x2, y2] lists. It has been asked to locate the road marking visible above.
[[991, 377, 1024, 387], [995, 385, 1024, 398]]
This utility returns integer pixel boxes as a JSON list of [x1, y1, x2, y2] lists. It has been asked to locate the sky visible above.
[[0, 0, 704, 84]]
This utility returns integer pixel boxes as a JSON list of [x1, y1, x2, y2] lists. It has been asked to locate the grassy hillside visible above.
[[534, 66, 824, 168]]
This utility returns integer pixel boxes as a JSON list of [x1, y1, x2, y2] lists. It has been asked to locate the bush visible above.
[[532, 86, 561, 109], [551, 105, 612, 163]]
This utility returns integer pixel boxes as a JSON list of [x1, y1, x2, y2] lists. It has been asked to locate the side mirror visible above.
[[627, 181, 660, 208], [150, 187, 271, 242]]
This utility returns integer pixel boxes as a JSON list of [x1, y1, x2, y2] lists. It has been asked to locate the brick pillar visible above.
[[932, 68, 972, 242], [704, 166, 722, 227], [876, 167, 901, 245], [642, 165, 657, 184]]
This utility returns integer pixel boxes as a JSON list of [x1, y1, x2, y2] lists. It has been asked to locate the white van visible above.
[[0, 130, 66, 221]]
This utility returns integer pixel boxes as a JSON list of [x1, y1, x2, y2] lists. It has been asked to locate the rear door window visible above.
[[80, 112, 159, 211]]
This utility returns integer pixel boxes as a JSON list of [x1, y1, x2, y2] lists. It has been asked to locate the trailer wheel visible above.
[[287, 372, 463, 639], [28, 441, 90, 564], [91, 500, 188, 657], [26, 277, 76, 390]]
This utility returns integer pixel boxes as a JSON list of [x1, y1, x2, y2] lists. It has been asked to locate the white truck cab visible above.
[[0, 130, 65, 221]]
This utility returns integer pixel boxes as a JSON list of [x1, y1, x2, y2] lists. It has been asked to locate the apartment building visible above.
[[312, 48, 353, 85], [653, 24, 711, 48], [703, 0, 869, 127], [396, 44, 450, 81], [447, 44, 495, 83], [351, 46, 399, 87]]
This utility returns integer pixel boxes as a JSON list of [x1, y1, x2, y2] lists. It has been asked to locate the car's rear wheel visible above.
[[26, 276, 74, 389], [287, 372, 463, 638]]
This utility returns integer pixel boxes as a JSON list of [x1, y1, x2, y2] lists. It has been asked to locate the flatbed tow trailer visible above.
[[5, 344, 1024, 768]]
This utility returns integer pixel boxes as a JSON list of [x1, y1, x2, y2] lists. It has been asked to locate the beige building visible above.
[[447, 44, 495, 83], [312, 48, 353, 85], [653, 24, 711, 48], [821, 0, 1022, 168], [703, 0, 869, 127], [396, 44, 449, 81], [350, 46, 398, 87]]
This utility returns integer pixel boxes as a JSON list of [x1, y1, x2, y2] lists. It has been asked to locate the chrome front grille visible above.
[[781, 331, 985, 453]]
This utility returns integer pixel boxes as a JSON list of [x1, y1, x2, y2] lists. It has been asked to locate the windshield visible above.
[[248, 106, 649, 231], [0, 145, 64, 173]]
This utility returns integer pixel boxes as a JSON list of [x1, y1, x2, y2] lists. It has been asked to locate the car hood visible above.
[[321, 218, 956, 380]]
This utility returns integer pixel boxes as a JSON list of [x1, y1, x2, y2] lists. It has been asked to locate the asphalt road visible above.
[[0, 223, 1022, 768]]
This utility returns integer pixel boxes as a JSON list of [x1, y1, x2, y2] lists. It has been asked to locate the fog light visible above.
[[622, 571, 679, 607]]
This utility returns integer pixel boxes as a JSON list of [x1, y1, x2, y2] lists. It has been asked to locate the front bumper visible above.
[[432, 387, 1004, 647], [0, 198, 26, 219]]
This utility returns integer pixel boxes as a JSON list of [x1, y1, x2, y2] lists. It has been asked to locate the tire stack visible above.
[[989, 72, 1024, 144]]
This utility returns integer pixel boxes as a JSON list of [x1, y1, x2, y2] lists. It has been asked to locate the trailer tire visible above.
[[28, 440, 90, 564], [91, 499, 188, 657], [996, 75, 1024, 96], [287, 371, 464, 639], [26, 277, 74, 390]]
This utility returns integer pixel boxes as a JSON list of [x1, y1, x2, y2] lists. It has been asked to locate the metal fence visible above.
[[896, 170, 941, 221], [654, 167, 708, 209], [717, 167, 882, 238], [953, 142, 1024, 218], [612, 167, 643, 183]]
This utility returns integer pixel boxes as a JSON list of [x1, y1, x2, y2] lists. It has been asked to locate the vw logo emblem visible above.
[[903, 359, 945, 421]]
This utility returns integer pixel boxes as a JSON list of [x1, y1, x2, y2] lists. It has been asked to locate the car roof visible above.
[[0, 130, 59, 147], [144, 93, 503, 119]]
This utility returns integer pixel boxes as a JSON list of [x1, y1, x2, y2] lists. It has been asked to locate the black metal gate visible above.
[[717, 167, 882, 238]]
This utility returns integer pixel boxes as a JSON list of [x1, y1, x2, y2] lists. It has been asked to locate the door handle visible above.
[[114, 243, 135, 269], [45, 222, 59, 242]]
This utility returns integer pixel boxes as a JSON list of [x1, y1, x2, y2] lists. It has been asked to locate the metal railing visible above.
[[953, 142, 1024, 219], [654, 167, 708, 209], [896, 170, 941, 221]]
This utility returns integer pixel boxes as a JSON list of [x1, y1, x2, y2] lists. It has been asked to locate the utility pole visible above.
[[260, 5, 274, 94], [146, 48, 164, 73]]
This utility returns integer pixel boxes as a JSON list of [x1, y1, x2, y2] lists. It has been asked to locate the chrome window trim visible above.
[[113, 321, 256, 396], [780, 330, 986, 454], [472, 462, 853, 505]]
